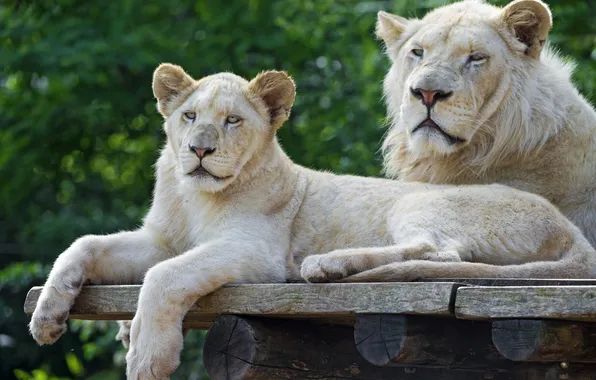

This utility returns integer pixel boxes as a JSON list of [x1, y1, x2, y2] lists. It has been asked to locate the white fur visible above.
[[30, 64, 596, 379], [378, 0, 596, 246]]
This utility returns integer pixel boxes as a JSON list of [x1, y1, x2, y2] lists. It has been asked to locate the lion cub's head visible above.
[[152, 64, 295, 192], [378, 0, 552, 167]]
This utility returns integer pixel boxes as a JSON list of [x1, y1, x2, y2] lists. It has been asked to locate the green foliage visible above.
[[1, 0, 594, 379]]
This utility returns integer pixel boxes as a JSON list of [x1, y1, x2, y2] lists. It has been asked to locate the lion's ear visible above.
[[248, 71, 296, 130], [500, 0, 552, 59], [376, 11, 409, 46], [152, 63, 196, 117]]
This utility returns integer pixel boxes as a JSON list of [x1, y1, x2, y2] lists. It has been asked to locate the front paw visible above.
[[29, 289, 72, 345], [301, 255, 348, 283], [126, 313, 183, 380]]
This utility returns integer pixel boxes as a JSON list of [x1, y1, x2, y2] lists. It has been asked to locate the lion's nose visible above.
[[189, 145, 216, 159], [410, 87, 453, 108]]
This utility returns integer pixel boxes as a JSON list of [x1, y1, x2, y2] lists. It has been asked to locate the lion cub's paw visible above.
[[126, 313, 183, 380], [29, 293, 71, 345], [300, 255, 348, 283]]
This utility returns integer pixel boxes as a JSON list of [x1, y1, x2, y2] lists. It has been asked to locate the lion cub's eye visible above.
[[183, 111, 196, 121], [225, 115, 242, 125], [411, 48, 424, 58], [468, 53, 487, 63]]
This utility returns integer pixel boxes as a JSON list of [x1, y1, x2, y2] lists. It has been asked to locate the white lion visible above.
[[377, 0, 596, 246], [30, 64, 596, 379]]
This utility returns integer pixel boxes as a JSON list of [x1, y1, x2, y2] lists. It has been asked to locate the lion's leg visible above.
[[342, 229, 596, 282], [341, 259, 592, 282], [30, 229, 168, 345], [300, 236, 462, 283], [125, 237, 285, 380]]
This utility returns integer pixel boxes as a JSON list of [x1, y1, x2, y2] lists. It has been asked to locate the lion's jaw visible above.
[[152, 64, 296, 194]]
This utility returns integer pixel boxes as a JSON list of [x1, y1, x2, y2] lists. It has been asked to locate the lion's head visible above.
[[152, 64, 295, 192], [377, 0, 569, 178]]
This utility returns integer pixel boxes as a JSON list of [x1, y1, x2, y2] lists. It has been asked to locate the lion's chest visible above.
[[184, 202, 229, 246], [153, 197, 230, 255]]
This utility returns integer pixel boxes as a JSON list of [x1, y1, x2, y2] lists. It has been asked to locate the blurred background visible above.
[[1, 0, 594, 379]]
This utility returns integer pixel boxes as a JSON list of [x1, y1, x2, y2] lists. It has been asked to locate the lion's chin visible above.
[[187, 166, 233, 181], [179, 169, 236, 193], [408, 129, 464, 158], [412, 119, 465, 146]]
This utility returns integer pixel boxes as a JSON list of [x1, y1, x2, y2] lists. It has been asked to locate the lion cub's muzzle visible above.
[[189, 145, 216, 159]]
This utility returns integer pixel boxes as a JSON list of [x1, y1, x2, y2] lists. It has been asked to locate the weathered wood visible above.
[[355, 315, 513, 369], [204, 315, 416, 380], [24, 282, 459, 327], [455, 286, 596, 322], [423, 278, 596, 286], [492, 319, 596, 363], [204, 315, 596, 380]]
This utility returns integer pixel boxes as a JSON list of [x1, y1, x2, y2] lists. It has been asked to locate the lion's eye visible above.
[[411, 48, 424, 58], [183, 111, 196, 121], [468, 53, 487, 63], [226, 115, 242, 125]]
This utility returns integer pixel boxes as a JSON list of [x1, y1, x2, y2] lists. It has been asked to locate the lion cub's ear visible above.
[[248, 71, 296, 130], [500, 0, 552, 59], [152, 63, 196, 117], [376, 11, 409, 46]]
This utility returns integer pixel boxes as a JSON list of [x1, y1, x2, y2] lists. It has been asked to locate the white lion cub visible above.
[[30, 64, 596, 379]]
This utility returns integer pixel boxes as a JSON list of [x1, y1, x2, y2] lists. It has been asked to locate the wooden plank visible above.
[[422, 278, 596, 286], [24, 282, 460, 327], [456, 286, 596, 322]]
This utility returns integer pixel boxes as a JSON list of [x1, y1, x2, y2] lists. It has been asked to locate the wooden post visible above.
[[492, 319, 596, 363], [202, 315, 596, 380], [203, 315, 411, 380], [354, 315, 509, 369], [202, 315, 503, 380]]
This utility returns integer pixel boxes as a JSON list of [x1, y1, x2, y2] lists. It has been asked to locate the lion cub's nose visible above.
[[410, 87, 453, 108], [189, 145, 216, 159]]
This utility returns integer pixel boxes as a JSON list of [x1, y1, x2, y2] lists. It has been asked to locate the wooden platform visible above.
[[24, 280, 596, 379], [25, 282, 461, 327], [24, 280, 596, 325]]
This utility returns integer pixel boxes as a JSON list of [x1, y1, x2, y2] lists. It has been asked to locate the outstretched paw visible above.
[[300, 255, 349, 283], [29, 289, 73, 345], [126, 313, 183, 380]]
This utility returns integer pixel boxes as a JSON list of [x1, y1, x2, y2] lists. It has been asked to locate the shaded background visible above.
[[1, 0, 595, 379]]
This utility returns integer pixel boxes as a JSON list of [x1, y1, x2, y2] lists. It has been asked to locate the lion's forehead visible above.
[[198, 72, 248, 87], [184, 78, 252, 115], [415, 22, 504, 58], [416, 0, 502, 48], [423, 0, 499, 24]]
